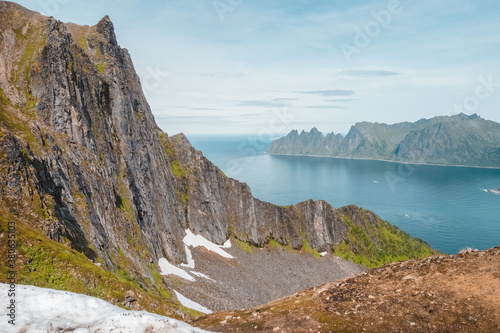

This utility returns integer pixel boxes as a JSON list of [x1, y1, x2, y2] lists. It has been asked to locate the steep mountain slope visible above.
[[194, 247, 500, 333], [268, 114, 500, 167], [0, 1, 435, 319]]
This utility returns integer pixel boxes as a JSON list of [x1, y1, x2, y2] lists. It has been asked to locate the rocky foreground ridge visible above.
[[194, 247, 500, 332], [268, 114, 500, 168], [0, 1, 434, 319]]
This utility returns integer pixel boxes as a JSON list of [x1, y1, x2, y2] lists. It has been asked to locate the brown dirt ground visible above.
[[192, 247, 500, 333]]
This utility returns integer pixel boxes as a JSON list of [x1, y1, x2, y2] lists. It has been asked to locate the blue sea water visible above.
[[187, 135, 500, 255]]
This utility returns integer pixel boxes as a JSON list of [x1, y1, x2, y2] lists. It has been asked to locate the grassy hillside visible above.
[[332, 210, 437, 268], [0, 212, 200, 319]]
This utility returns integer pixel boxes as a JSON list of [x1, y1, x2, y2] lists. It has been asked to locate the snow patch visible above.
[[174, 290, 212, 314], [180, 245, 195, 269], [221, 238, 232, 248], [320, 252, 327, 257], [158, 258, 195, 281], [0, 283, 212, 333], [191, 271, 215, 281], [183, 229, 233, 259]]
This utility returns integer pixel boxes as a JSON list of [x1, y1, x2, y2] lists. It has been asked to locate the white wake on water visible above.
[[482, 188, 500, 195]]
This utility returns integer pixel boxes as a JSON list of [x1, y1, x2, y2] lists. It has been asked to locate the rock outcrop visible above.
[[269, 114, 500, 167]]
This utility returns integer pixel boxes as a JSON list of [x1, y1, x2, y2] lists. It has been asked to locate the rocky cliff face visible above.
[[268, 114, 500, 167], [0, 1, 435, 314], [0, 2, 187, 276], [165, 132, 352, 250]]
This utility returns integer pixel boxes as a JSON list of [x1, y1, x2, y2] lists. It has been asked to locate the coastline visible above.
[[266, 152, 500, 170]]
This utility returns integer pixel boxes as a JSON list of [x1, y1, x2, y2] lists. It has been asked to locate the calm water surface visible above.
[[188, 135, 500, 254]]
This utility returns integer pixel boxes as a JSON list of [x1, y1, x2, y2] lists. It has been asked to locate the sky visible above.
[[9, 0, 500, 135]]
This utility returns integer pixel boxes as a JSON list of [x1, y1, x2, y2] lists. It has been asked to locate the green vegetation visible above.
[[95, 45, 102, 58], [170, 160, 186, 178], [78, 36, 88, 50], [11, 23, 46, 124], [91, 45, 107, 75], [175, 188, 189, 206], [0, 22, 47, 153], [0, 87, 11, 108], [231, 236, 314, 256], [267, 238, 283, 249], [31, 190, 55, 221], [0, 88, 39, 149], [302, 239, 321, 259], [72, 189, 87, 209], [333, 211, 437, 268], [158, 134, 190, 206], [14, 23, 47, 83], [148, 265, 173, 300], [96, 62, 106, 74], [232, 237, 254, 253], [116, 172, 135, 221], [267, 238, 296, 254], [159, 134, 175, 157]]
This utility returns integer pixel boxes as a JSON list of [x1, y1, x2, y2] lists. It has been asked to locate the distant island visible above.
[[268, 114, 500, 168]]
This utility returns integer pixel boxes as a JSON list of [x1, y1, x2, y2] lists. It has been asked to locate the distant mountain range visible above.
[[268, 114, 500, 168]]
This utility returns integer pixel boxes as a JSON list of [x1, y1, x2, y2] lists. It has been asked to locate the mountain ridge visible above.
[[268, 114, 500, 168]]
